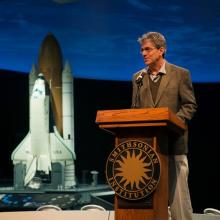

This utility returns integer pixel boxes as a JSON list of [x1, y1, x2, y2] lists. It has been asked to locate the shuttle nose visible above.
[[38, 73, 45, 79]]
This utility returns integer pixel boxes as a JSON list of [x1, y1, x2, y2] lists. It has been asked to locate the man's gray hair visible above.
[[138, 32, 167, 50]]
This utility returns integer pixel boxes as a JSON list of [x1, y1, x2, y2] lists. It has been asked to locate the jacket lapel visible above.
[[154, 62, 172, 106], [145, 75, 155, 107]]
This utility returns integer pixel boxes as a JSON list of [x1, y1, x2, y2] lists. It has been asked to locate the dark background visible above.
[[0, 70, 220, 213]]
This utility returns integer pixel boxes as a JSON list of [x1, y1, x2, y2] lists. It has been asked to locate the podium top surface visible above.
[[96, 107, 186, 133]]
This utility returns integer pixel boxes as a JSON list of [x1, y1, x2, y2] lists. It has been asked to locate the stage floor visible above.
[[0, 211, 220, 220], [0, 184, 111, 211], [0, 185, 219, 220]]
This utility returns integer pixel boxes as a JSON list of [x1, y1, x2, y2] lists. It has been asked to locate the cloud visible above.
[[52, 0, 78, 4], [127, 0, 151, 11]]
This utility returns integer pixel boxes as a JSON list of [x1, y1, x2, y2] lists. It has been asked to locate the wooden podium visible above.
[[96, 107, 186, 220]]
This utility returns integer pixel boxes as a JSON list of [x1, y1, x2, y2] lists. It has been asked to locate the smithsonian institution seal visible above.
[[106, 140, 161, 200]]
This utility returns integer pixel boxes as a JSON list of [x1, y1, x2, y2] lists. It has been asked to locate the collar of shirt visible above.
[[158, 61, 166, 75], [146, 61, 166, 82]]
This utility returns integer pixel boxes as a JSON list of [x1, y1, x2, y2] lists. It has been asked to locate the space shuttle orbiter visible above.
[[11, 33, 76, 189]]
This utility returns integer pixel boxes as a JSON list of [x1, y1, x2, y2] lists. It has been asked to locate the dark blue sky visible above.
[[0, 0, 220, 82]]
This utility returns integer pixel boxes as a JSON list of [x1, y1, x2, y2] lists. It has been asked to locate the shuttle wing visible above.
[[50, 126, 75, 161], [11, 133, 31, 162]]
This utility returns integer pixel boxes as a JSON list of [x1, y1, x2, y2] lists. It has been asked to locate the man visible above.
[[131, 32, 197, 220]]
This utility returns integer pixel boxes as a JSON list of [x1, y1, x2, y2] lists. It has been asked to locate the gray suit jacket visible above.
[[131, 62, 197, 154]]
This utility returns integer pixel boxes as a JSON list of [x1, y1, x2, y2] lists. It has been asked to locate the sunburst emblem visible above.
[[106, 140, 160, 200], [114, 149, 152, 190]]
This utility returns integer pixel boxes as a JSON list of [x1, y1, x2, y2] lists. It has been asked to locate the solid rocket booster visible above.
[[38, 33, 63, 135]]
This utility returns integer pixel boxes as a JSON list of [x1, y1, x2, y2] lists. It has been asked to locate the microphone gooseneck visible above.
[[132, 72, 145, 108]]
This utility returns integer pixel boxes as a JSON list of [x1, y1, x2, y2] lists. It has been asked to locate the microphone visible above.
[[132, 71, 145, 108], [135, 72, 145, 84]]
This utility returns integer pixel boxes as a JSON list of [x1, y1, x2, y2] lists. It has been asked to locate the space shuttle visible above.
[[11, 33, 76, 189]]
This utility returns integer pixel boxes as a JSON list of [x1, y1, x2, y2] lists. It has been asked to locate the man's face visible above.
[[140, 39, 165, 66]]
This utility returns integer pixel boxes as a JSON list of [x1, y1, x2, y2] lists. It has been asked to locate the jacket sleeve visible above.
[[176, 69, 197, 122]]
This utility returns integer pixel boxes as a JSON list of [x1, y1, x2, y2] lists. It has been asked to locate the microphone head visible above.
[[135, 72, 145, 84]]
